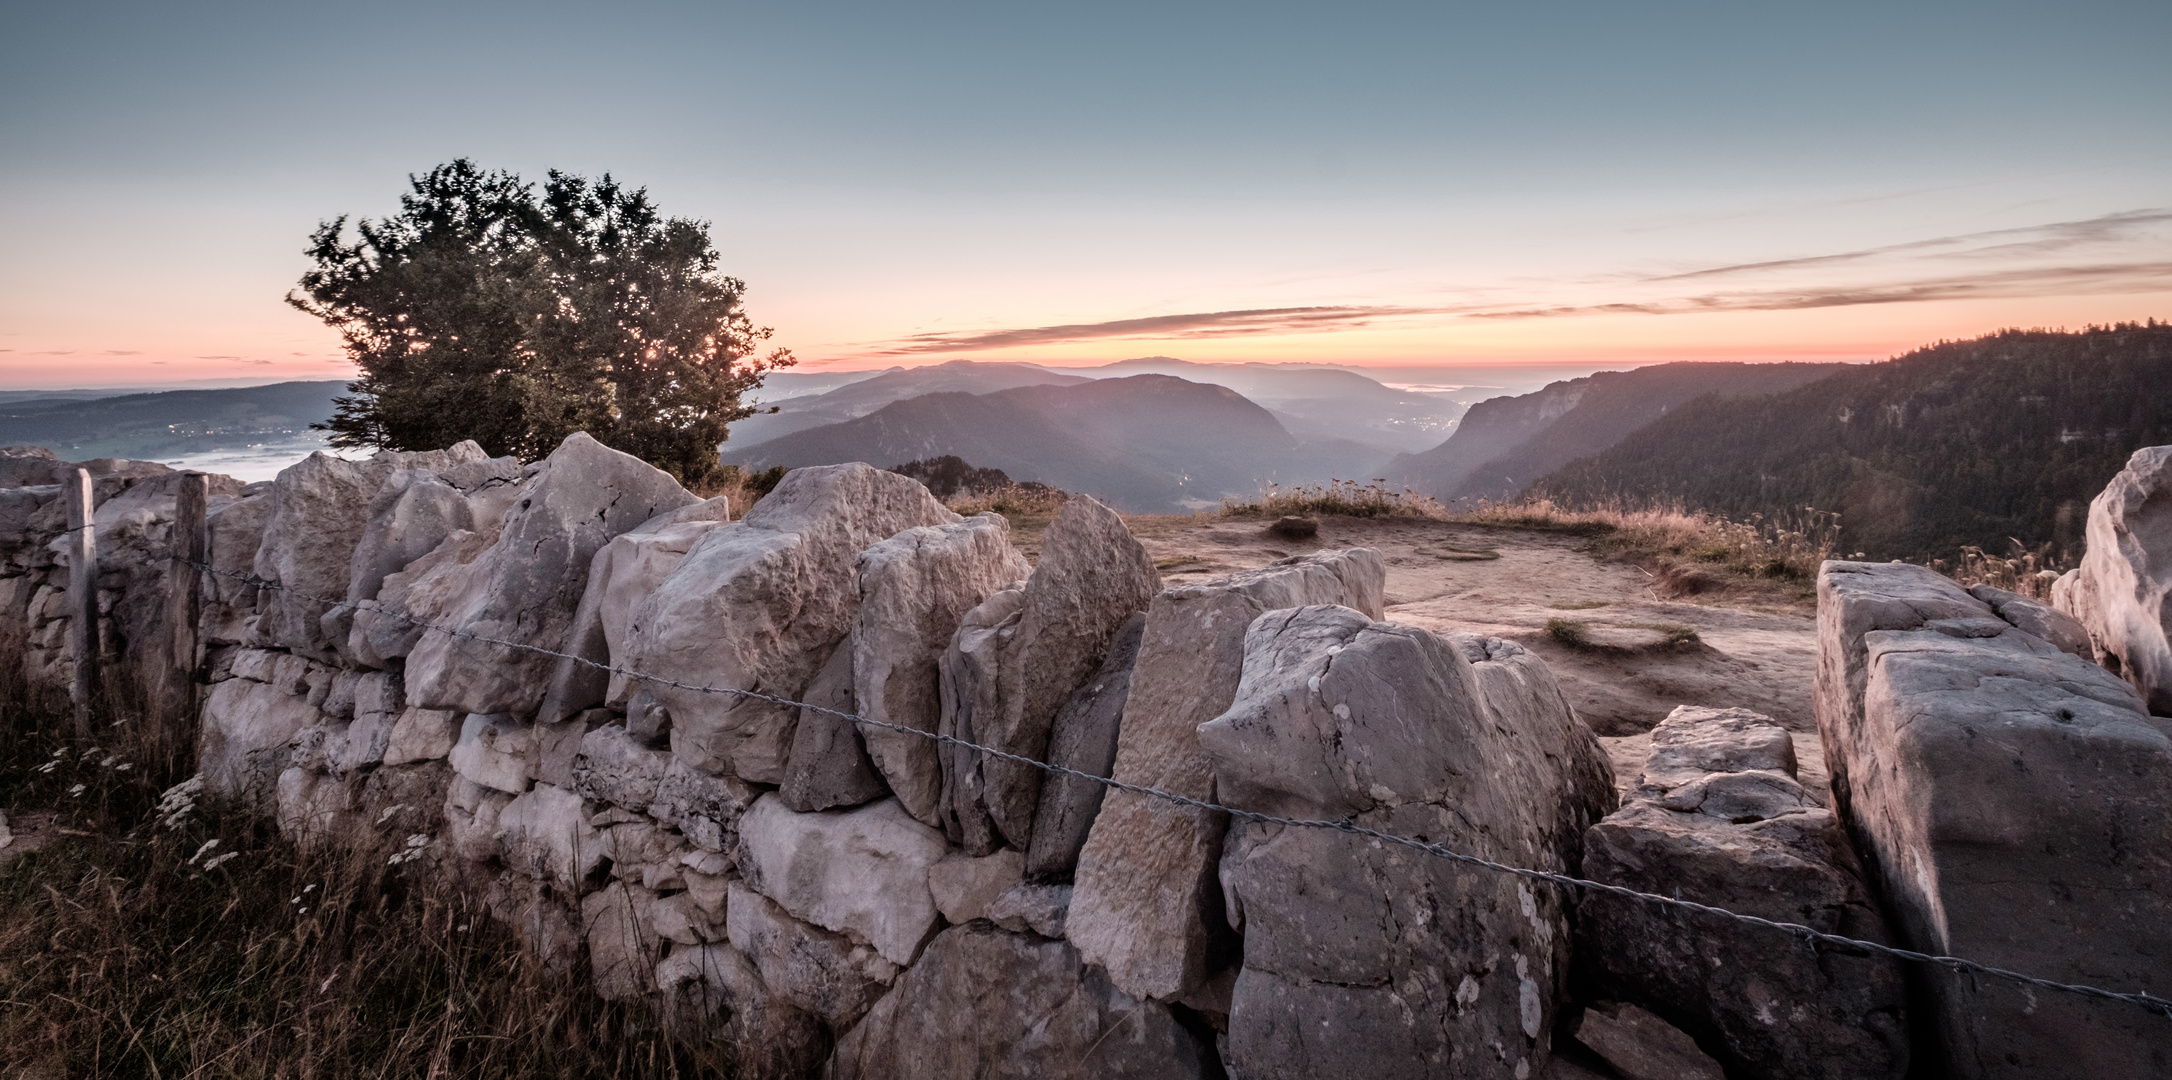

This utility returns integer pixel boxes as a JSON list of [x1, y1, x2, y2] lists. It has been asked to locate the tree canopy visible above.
[[289, 160, 791, 482]]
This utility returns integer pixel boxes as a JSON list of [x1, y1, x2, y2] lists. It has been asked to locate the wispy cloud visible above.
[[1650, 209, 2172, 283], [103, 349, 142, 356], [1471, 262, 2172, 320], [861, 208, 2172, 352], [874, 305, 1467, 354]]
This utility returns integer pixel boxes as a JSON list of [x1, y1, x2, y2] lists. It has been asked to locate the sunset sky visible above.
[[3, 0, 2168, 388]]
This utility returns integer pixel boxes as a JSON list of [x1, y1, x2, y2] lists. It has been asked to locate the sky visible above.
[[2, 0, 2168, 388]]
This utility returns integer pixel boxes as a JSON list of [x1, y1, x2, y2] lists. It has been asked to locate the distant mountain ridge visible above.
[[1531, 324, 2172, 562], [0, 381, 347, 462], [726, 374, 1382, 511], [1386, 362, 1853, 502], [729, 360, 1090, 447]]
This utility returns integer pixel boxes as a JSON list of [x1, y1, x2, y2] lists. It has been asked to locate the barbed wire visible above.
[[186, 558, 2172, 1019]]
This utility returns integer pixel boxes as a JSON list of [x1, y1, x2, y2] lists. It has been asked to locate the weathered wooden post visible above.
[[166, 473, 210, 729], [65, 467, 96, 738]]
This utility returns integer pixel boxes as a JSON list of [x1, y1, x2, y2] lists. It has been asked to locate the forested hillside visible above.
[[1532, 323, 2172, 562], [1385, 362, 1849, 501]]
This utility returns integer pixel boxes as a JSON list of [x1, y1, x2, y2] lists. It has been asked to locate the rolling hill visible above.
[[0, 381, 347, 462], [725, 374, 1382, 511], [1531, 324, 2172, 562], [726, 361, 1089, 448], [1384, 362, 1853, 502]]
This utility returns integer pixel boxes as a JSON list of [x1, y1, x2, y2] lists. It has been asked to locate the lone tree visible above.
[[290, 159, 792, 482]]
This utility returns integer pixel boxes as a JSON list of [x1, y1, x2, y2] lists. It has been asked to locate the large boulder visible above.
[[538, 496, 734, 723], [778, 641, 888, 812], [403, 433, 697, 716], [1198, 606, 1613, 1080], [324, 454, 521, 664], [939, 497, 1159, 852], [1816, 560, 2172, 1079], [735, 794, 950, 967], [1066, 548, 1386, 1001], [200, 675, 324, 805], [201, 488, 272, 645], [1023, 611, 1145, 879], [725, 879, 900, 1028], [1576, 705, 1909, 1080], [624, 464, 956, 784], [654, 943, 829, 1080], [826, 922, 1215, 1080], [251, 444, 487, 658], [2057, 445, 2172, 714], [851, 513, 1031, 825]]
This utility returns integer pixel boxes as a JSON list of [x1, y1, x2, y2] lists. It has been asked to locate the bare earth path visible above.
[[1119, 513, 1830, 802]]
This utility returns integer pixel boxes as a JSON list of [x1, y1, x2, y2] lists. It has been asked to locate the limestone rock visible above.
[[726, 880, 900, 1027], [448, 713, 534, 795], [826, 922, 1213, 1080], [383, 707, 460, 766], [202, 490, 271, 645], [584, 881, 663, 1000], [2059, 445, 2172, 712], [925, 848, 1025, 924], [252, 444, 487, 658], [1572, 1002, 1726, 1080], [346, 525, 497, 668], [736, 794, 949, 967], [275, 766, 360, 846], [571, 723, 672, 814], [325, 470, 476, 663], [199, 676, 323, 805], [935, 584, 1025, 853], [539, 496, 733, 723], [985, 882, 1069, 938], [445, 776, 515, 862], [942, 497, 1158, 851], [625, 463, 956, 783], [655, 943, 829, 1080], [1967, 583, 2091, 659], [852, 514, 1031, 825], [406, 433, 698, 717], [324, 706, 395, 776], [1577, 705, 1908, 1080], [1066, 549, 1387, 1001], [778, 641, 888, 812], [1197, 605, 1614, 1079], [1024, 611, 1145, 879], [497, 782, 607, 891], [359, 760, 452, 839], [1816, 560, 2172, 1079]]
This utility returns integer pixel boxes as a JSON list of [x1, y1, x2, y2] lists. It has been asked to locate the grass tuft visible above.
[[1222, 480, 1447, 520], [0, 685, 724, 1079]]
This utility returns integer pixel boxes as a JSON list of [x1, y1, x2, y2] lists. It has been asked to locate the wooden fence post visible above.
[[166, 473, 210, 728], [66, 467, 96, 739]]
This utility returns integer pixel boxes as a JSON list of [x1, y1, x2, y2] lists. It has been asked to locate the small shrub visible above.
[[1222, 479, 1446, 520], [1934, 540, 2071, 601], [949, 481, 1069, 517], [1545, 617, 1591, 648], [889, 455, 1014, 498]]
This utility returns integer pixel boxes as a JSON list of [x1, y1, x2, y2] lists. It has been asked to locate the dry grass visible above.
[[1933, 541, 2070, 602], [0, 685, 725, 1079], [1457, 498, 1841, 600], [945, 483, 1070, 518], [1221, 480, 1448, 520]]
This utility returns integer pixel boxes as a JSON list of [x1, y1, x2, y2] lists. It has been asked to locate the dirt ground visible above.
[[1117, 512, 1830, 803]]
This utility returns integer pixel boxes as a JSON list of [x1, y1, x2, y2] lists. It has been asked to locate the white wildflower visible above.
[[68, 784, 85, 797], [187, 838, 221, 865], [202, 851, 239, 871], [115, 763, 132, 772], [375, 803, 408, 825], [35, 760, 57, 774]]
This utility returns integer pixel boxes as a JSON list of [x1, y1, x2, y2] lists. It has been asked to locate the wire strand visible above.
[[187, 559, 2172, 1019]]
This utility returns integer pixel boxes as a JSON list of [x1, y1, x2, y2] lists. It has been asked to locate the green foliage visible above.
[[1532, 324, 2172, 563], [889, 455, 1014, 498], [290, 159, 792, 483]]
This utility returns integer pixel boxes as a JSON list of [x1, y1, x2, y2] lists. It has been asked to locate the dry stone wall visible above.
[[9, 433, 2172, 1079]]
